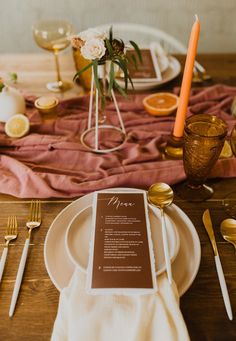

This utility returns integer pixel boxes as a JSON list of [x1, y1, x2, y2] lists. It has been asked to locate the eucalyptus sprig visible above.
[[0, 72, 18, 92]]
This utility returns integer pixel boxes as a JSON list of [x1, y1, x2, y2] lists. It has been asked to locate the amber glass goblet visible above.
[[178, 114, 227, 201]]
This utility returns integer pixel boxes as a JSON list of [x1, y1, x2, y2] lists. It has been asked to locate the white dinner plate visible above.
[[116, 56, 181, 91], [65, 203, 180, 276], [156, 53, 169, 74], [44, 188, 201, 296]]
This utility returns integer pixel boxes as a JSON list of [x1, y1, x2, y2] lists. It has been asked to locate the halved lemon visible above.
[[143, 92, 179, 116], [5, 114, 30, 138]]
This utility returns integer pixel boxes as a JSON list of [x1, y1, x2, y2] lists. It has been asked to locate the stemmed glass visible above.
[[33, 20, 74, 92], [177, 114, 227, 202]]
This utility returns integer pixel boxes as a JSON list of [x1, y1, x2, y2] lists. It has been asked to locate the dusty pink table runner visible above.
[[0, 84, 235, 198]]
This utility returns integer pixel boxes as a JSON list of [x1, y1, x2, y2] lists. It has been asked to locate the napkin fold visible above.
[[51, 269, 190, 341]]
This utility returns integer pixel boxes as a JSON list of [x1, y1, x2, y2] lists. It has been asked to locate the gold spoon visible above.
[[220, 218, 236, 252], [147, 182, 174, 284]]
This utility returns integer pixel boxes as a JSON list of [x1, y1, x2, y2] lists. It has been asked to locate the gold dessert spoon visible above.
[[147, 182, 174, 284], [220, 218, 236, 252]]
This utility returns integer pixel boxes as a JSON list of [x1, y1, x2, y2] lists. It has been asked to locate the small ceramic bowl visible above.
[[34, 96, 59, 114], [143, 92, 179, 116]]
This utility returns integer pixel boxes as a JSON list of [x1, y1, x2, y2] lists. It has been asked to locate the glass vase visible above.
[[80, 62, 126, 153]]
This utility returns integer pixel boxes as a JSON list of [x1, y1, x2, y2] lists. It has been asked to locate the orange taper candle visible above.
[[173, 15, 200, 138]]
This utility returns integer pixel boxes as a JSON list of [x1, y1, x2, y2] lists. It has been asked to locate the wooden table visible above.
[[0, 53, 236, 340]]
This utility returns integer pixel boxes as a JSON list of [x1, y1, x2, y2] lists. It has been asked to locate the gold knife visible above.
[[202, 209, 233, 320]]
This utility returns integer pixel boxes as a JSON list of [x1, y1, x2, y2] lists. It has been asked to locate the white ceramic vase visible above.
[[0, 86, 26, 122]]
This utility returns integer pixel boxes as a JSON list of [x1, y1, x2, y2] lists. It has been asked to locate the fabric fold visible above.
[[51, 269, 190, 341], [0, 84, 235, 198]]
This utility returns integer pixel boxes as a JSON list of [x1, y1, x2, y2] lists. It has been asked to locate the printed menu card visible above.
[[86, 190, 157, 295], [126, 48, 162, 81]]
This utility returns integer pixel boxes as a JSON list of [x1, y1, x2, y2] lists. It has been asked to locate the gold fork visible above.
[[9, 201, 41, 317], [0, 216, 18, 283], [192, 68, 203, 84], [194, 62, 212, 81]]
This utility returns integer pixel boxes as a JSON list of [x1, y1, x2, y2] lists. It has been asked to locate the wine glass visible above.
[[33, 20, 74, 92], [223, 124, 236, 217], [177, 114, 227, 202]]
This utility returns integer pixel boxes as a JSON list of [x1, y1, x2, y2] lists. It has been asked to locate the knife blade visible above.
[[202, 209, 233, 321]]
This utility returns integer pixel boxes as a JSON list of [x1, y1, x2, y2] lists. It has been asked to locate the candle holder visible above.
[[165, 133, 183, 159]]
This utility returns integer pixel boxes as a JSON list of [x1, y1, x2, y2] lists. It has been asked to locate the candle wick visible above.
[[195, 14, 199, 21]]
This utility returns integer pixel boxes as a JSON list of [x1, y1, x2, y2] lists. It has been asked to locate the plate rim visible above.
[[65, 203, 180, 276], [44, 188, 201, 295], [169, 204, 201, 295]]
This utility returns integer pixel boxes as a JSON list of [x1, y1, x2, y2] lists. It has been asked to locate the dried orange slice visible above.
[[5, 114, 30, 138], [143, 92, 179, 116], [220, 140, 233, 158]]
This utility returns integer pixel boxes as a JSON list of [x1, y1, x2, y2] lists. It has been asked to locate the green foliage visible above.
[[0, 82, 5, 92], [73, 27, 141, 101], [129, 40, 142, 63], [73, 62, 93, 82], [9, 72, 18, 83], [92, 59, 101, 96]]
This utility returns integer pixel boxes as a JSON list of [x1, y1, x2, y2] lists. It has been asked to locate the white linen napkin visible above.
[[51, 269, 190, 341]]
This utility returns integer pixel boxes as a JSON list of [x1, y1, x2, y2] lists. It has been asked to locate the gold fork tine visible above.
[[32, 201, 36, 221], [10, 216, 13, 235], [9, 216, 12, 235], [6, 217, 10, 235], [29, 201, 32, 221], [37, 201, 41, 222], [31, 201, 35, 221], [33, 200, 37, 221], [32, 200, 41, 223], [7, 216, 12, 235], [35, 201, 39, 222], [7, 216, 17, 236], [34, 201, 38, 221], [1, 216, 18, 283], [29, 201, 34, 221], [14, 216, 18, 235], [28, 200, 42, 225], [35, 201, 38, 222], [39, 201, 41, 222]]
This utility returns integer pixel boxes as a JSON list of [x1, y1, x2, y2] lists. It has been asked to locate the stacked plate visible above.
[[44, 188, 201, 295], [116, 43, 181, 91]]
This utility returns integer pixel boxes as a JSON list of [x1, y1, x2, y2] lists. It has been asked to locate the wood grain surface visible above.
[[0, 53, 236, 340]]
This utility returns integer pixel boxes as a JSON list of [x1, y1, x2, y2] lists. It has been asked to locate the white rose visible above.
[[81, 38, 106, 60], [79, 28, 107, 42]]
